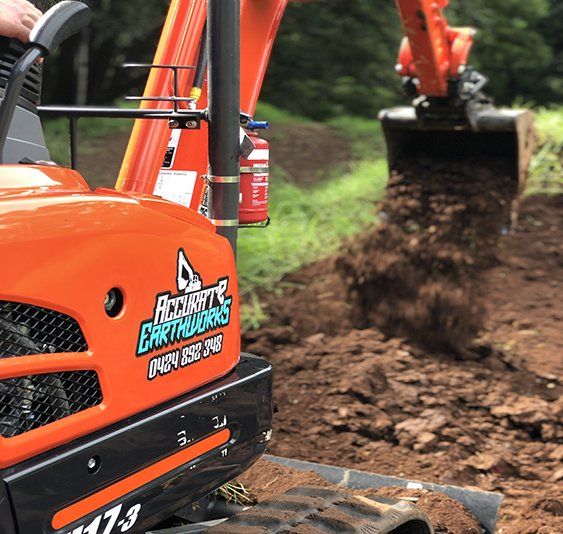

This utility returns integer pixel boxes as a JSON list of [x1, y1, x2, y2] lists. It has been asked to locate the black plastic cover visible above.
[[29, 0, 92, 55], [1, 354, 273, 534]]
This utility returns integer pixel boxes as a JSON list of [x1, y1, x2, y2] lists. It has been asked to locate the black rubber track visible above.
[[207, 486, 433, 534]]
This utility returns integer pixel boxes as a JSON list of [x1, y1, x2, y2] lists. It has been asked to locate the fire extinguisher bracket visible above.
[[240, 217, 271, 229], [240, 166, 269, 173], [207, 174, 241, 184]]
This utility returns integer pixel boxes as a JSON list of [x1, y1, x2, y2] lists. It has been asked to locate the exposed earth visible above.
[[242, 195, 562, 533]]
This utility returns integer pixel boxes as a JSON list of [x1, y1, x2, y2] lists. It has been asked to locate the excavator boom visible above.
[[395, 0, 475, 98]]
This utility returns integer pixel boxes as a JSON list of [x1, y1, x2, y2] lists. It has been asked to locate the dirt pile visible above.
[[245, 148, 521, 355], [244, 196, 563, 533], [371, 487, 481, 534], [238, 459, 332, 504], [339, 151, 516, 351], [267, 328, 561, 481], [264, 328, 563, 532]]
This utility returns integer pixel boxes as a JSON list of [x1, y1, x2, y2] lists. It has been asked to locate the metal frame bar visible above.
[[38, 106, 205, 120]]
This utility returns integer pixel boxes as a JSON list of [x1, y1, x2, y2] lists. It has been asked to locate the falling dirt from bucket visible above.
[[339, 149, 516, 351]]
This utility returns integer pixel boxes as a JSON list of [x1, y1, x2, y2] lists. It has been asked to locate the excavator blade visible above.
[[379, 106, 535, 212]]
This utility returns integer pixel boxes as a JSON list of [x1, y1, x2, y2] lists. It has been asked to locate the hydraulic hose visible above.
[[189, 23, 208, 104]]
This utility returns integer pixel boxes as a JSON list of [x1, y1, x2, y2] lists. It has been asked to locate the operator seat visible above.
[[0, 37, 50, 164]]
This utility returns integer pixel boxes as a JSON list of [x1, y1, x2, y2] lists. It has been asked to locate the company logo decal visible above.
[[136, 249, 232, 356]]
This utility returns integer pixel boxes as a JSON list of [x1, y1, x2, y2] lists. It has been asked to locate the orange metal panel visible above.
[[240, 0, 289, 115], [0, 167, 240, 467]]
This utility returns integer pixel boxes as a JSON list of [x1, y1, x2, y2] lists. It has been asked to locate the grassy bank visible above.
[[239, 107, 388, 284]]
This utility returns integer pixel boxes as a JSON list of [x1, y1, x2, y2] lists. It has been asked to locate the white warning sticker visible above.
[[162, 129, 182, 169], [247, 149, 269, 161], [154, 170, 197, 208]]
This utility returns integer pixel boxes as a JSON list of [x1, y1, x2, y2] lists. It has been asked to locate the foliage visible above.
[[41, 0, 168, 105], [37, 0, 561, 115], [448, 0, 560, 105], [528, 107, 563, 195], [262, 0, 402, 120]]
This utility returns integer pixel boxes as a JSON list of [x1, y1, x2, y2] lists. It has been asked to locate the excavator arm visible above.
[[395, 0, 476, 98], [117, 0, 290, 199]]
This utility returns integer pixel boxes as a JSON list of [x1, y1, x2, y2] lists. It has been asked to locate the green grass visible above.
[[326, 115, 387, 159], [254, 102, 312, 125], [238, 159, 388, 327], [238, 159, 388, 293], [528, 106, 563, 196]]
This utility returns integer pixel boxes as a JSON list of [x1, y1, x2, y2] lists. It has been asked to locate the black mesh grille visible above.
[[0, 301, 88, 358], [0, 371, 102, 438], [0, 37, 43, 111]]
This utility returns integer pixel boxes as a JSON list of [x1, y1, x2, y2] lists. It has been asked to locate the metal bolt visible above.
[[186, 120, 198, 129], [87, 456, 101, 474], [169, 119, 180, 129]]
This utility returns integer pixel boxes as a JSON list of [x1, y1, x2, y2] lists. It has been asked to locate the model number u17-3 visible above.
[[147, 333, 224, 380], [65, 503, 141, 534]]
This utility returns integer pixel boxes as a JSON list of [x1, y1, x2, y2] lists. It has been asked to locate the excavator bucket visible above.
[[379, 106, 535, 212]]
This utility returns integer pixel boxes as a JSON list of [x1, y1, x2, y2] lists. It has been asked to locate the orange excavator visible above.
[[0, 1, 531, 533]]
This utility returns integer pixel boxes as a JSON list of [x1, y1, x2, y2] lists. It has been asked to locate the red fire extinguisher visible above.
[[239, 132, 269, 225]]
